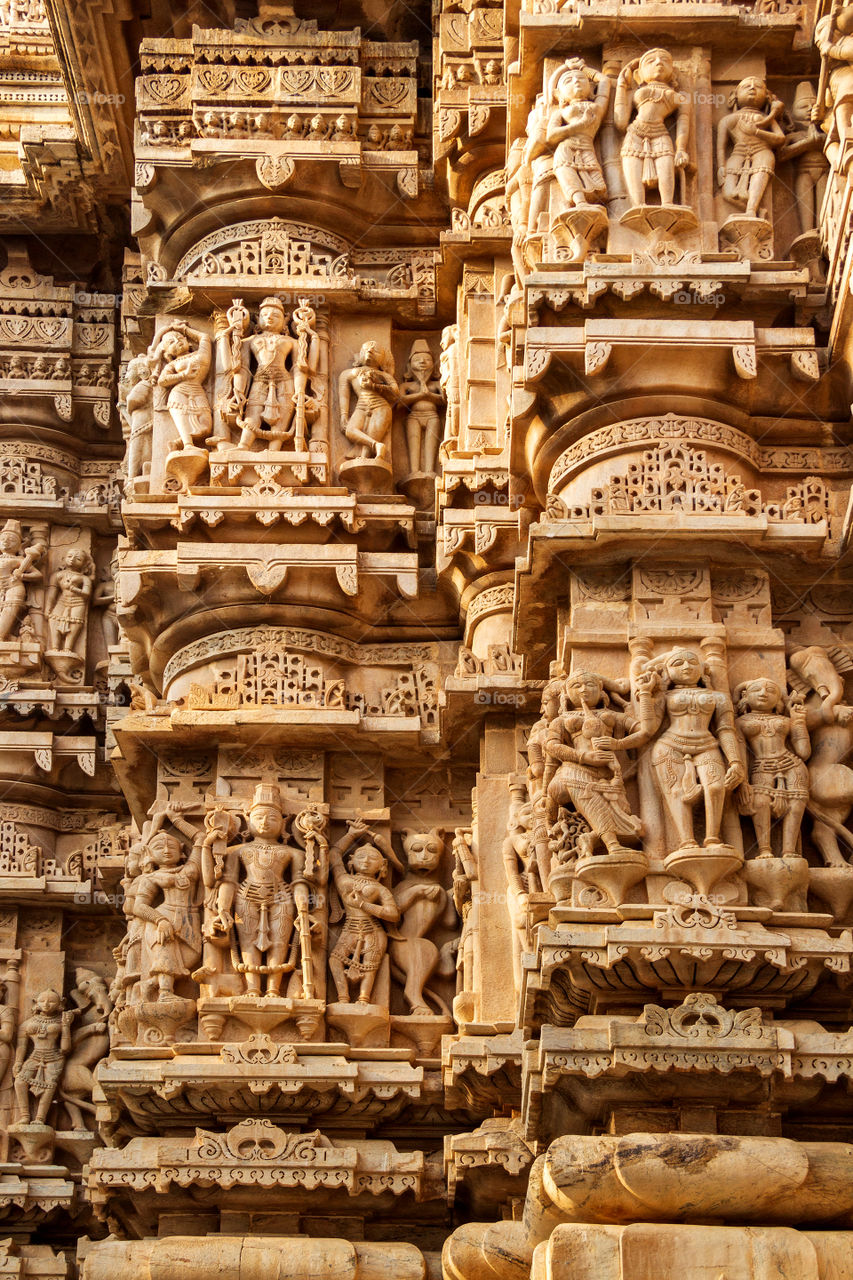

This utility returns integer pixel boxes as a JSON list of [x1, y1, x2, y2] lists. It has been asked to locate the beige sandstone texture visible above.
[[1, 0, 853, 1277]]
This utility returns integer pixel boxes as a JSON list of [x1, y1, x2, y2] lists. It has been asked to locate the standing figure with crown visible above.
[[218, 296, 319, 452], [212, 783, 323, 998]]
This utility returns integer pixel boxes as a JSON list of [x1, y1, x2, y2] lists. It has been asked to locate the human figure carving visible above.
[[130, 807, 203, 1002], [111, 840, 142, 1018], [338, 342, 398, 464], [0, 962, 19, 1088], [45, 547, 94, 656], [399, 340, 445, 477], [439, 325, 461, 446], [545, 59, 610, 213], [778, 82, 829, 237], [815, 8, 853, 144], [118, 354, 154, 488], [12, 989, 74, 1125], [545, 670, 654, 857], [785, 646, 853, 867], [194, 802, 243, 990], [213, 784, 322, 998], [502, 783, 539, 990], [389, 830, 454, 1016], [218, 296, 319, 452], [93, 550, 118, 651], [328, 817, 402, 1005], [0, 519, 43, 642], [520, 95, 552, 238], [59, 969, 112, 1130], [734, 678, 810, 859], [613, 48, 690, 207], [111, 814, 173, 1015], [717, 77, 785, 218], [149, 321, 212, 450], [638, 648, 745, 850]]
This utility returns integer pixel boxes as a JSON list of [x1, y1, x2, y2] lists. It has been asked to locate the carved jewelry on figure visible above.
[[328, 817, 402, 1006], [215, 295, 320, 452], [212, 784, 324, 999], [399, 339, 445, 480], [544, 670, 654, 860], [638, 647, 745, 852], [717, 77, 785, 219], [734, 678, 810, 859], [613, 48, 690, 208]]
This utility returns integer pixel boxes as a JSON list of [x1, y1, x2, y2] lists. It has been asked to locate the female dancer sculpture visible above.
[[338, 342, 399, 464], [613, 47, 690, 208], [734, 677, 810, 859], [716, 76, 785, 219], [638, 648, 744, 850], [545, 670, 654, 857]]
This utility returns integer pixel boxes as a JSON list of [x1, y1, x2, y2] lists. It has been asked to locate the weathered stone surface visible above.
[[1, 0, 853, 1275]]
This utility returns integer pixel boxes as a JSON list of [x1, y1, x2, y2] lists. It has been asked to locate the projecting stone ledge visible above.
[[79, 1237, 427, 1280]]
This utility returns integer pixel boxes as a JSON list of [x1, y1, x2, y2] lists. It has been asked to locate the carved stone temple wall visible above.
[[4, 0, 853, 1276]]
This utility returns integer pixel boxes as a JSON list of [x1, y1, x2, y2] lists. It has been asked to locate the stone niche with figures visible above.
[[105, 742, 466, 1067], [127, 298, 449, 512]]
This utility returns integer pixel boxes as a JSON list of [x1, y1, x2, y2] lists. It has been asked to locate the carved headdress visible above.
[[251, 781, 283, 810], [258, 295, 286, 317]]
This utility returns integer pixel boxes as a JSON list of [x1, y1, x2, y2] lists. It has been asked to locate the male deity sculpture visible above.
[[216, 296, 320, 452], [12, 989, 74, 1126], [212, 783, 323, 999]]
